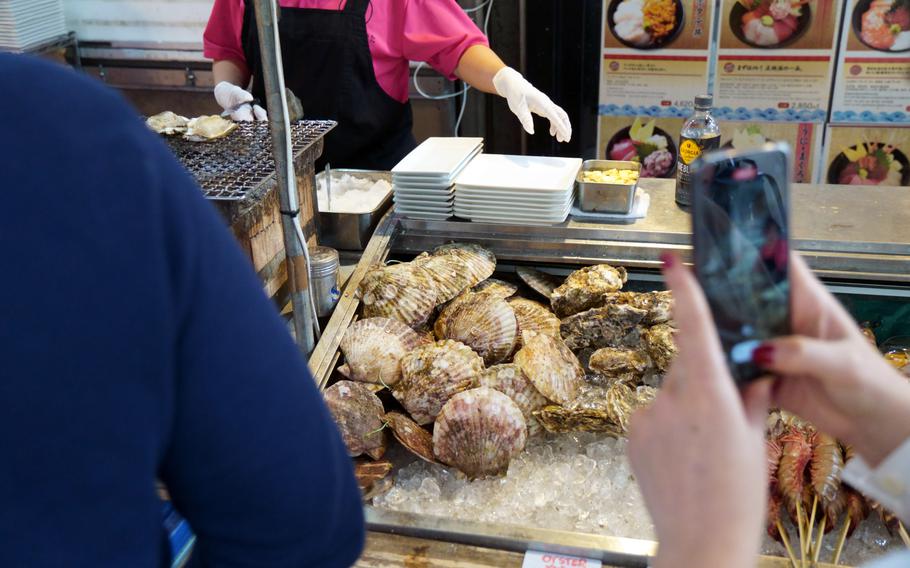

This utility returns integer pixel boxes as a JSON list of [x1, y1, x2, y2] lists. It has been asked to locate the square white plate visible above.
[[455, 189, 574, 205], [455, 154, 582, 191], [392, 137, 482, 176], [394, 186, 455, 198], [395, 194, 455, 206], [395, 209, 453, 220]]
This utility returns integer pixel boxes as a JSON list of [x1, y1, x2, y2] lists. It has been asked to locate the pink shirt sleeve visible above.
[[203, 0, 250, 75], [400, 0, 490, 80]]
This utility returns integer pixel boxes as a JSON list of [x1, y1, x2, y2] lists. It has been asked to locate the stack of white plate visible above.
[[391, 137, 483, 220], [454, 154, 582, 226], [0, 0, 66, 52]]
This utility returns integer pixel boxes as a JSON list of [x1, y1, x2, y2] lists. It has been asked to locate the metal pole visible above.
[[252, 0, 317, 353]]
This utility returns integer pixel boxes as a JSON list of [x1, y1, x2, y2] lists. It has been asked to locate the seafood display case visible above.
[[309, 179, 910, 567]]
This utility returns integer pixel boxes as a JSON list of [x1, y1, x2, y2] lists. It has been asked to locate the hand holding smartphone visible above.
[[691, 142, 792, 384]]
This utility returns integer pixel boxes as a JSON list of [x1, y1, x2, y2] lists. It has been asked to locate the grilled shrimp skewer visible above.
[[808, 432, 845, 560], [778, 425, 813, 564]]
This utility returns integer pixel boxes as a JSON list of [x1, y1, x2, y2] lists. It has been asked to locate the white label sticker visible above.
[[522, 550, 602, 568]]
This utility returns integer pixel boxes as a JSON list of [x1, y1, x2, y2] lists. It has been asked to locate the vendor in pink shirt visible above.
[[204, 0, 571, 170]]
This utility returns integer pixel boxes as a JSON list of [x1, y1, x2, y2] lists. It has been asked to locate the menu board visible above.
[[718, 121, 822, 182], [823, 125, 910, 187], [597, 115, 686, 179], [599, 0, 715, 118], [830, 0, 910, 124], [713, 0, 842, 122]]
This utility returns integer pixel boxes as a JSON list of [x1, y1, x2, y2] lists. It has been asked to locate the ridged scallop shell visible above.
[[478, 364, 547, 436], [412, 252, 475, 304], [393, 340, 483, 425], [339, 317, 432, 386], [433, 387, 527, 479], [384, 411, 437, 464], [514, 331, 585, 406], [508, 298, 560, 342], [443, 294, 518, 365], [550, 264, 628, 317], [433, 291, 475, 339], [433, 244, 496, 285], [473, 278, 518, 299], [358, 262, 437, 328], [516, 267, 562, 300], [323, 381, 387, 459]]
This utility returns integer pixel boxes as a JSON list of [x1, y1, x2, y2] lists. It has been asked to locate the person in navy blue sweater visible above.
[[0, 54, 364, 567]]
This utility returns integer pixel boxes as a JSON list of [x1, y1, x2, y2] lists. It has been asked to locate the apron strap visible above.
[[342, 0, 371, 17]]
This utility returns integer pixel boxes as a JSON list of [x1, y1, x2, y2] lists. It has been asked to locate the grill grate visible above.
[[163, 120, 336, 201]]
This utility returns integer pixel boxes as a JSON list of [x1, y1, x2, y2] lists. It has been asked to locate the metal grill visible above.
[[164, 120, 336, 201]]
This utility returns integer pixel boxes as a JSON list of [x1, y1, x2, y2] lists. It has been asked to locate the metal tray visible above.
[[316, 169, 392, 251], [577, 160, 640, 214]]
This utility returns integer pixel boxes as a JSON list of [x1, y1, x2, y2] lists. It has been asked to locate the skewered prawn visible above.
[[810, 432, 845, 530], [778, 426, 813, 524]]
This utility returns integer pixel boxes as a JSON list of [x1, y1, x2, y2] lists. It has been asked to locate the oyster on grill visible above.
[[516, 267, 562, 300], [550, 264, 628, 317], [183, 115, 238, 142], [338, 317, 431, 386], [358, 262, 437, 329], [560, 303, 647, 351], [146, 111, 189, 135], [393, 340, 483, 425], [514, 331, 585, 406], [588, 347, 650, 380], [601, 290, 673, 325], [508, 298, 560, 341], [323, 380, 387, 459], [433, 387, 528, 479], [642, 323, 677, 374], [383, 411, 437, 464], [478, 363, 548, 436], [442, 293, 518, 365], [473, 278, 518, 299]]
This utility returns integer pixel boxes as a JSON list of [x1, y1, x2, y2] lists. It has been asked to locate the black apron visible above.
[[241, 0, 417, 170]]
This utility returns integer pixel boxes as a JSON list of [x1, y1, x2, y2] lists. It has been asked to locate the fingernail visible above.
[[659, 253, 675, 268], [752, 344, 775, 367]]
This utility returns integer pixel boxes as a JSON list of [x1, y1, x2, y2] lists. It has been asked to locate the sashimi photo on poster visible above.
[[831, 0, 910, 124], [597, 116, 685, 179], [824, 125, 910, 187], [717, 121, 821, 182]]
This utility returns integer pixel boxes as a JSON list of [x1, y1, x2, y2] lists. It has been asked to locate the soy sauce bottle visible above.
[[675, 95, 720, 207]]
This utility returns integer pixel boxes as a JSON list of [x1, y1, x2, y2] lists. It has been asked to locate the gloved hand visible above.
[[214, 81, 267, 122], [492, 67, 572, 143]]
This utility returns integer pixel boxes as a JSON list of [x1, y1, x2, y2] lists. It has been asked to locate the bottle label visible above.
[[676, 135, 720, 205]]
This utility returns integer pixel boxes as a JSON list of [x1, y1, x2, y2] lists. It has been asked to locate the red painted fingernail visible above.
[[752, 344, 775, 367], [660, 253, 675, 268]]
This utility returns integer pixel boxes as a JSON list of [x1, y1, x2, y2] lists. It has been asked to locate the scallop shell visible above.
[[183, 115, 238, 142], [384, 411, 437, 464], [478, 364, 547, 436], [516, 267, 562, 300], [443, 294, 518, 365], [550, 264, 628, 317], [358, 262, 437, 328], [412, 252, 475, 304], [432, 244, 496, 285], [323, 380, 387, 459], [473, 278, 518, 299], [393, 340, 483, 425], [354, 458, 393, 493], [339, 317, 432, 386], [433, 291, 475, 339], [433, 387, 527, 479], [507, 298, 560, 341], [513, 331, 585, 406]]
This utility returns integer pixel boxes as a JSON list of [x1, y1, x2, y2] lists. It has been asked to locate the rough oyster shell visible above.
[[383, 411, 437, 464], [478, 363, 548, 436], [433, 387, 527, 479], [393, 340, 483, 425], [323, 380, 387, 459], [551, 264, 628, 317], [339, 317, 431, 386], [443, 294, 518, 365], [358, 262, 437, 329], [560, 303, 647, 351], [534, 381, 651, 435], [433, 243, 496, 285], [183, 115, 238, 142], [412, 252, 475, 304], [588, 347, 650, 379], [146, 111, 189, 135], [473, 278, 518, 299], [353, 458, 393, 494], [514, 331, 585, 406], [642, 323, 677, 374], [508, 297, 560, 341], [601, 290, 673, 325], [533, 406, 624, 436], [516, 267, 562, 300]]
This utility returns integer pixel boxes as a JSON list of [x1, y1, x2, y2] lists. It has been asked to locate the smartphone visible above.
[[691, 142, 791, 384]]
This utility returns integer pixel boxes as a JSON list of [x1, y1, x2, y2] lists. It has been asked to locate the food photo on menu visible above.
[[730, 0, 813, 48], [603, 117, 678, 178], [853, 0, 910, 52], [825, 126, 910, 187], [607, 0, 685, 49]]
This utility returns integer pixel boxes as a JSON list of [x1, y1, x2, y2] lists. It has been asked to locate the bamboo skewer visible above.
[[806, 496, 818, 562], [832, 518, 851, 565], [898, 521, 910, 549], [777, 519, 799, 568], [813, 516, 827, 563], [796, 500, 807, 567]]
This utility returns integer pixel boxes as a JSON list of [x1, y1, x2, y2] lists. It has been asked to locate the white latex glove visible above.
[[492, 67, 572, 143], [214, 81, 268, 122]]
